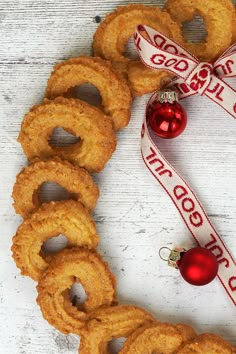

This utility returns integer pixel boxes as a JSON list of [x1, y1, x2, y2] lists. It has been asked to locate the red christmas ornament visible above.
[[147, 90, 187, 139], [178, 247, 219, 286], [160, 246, 219, 286]]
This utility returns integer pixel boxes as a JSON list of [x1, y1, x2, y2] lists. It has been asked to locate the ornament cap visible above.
[[159, 246, 186, 269], [156, 90, 178, 104], [168, 246, 186, 269]]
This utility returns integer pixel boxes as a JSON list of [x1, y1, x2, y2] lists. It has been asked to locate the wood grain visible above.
[[0, 0, 236, 353]]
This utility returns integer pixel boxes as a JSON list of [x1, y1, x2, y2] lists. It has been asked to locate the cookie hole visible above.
[[108, 338, 126, 353], [182, 15, 207, 43], [41, 234, 68, 255], [124, 37, 140, 60], [49, 127, 80, 148], [74, 83, 102, 106], [38, 182, 76, 204], [69, 283, 88, 310]]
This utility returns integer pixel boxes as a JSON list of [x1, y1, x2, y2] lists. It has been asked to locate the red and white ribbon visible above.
[[134, 25, 236, 118], [134, 25, 236, 305]]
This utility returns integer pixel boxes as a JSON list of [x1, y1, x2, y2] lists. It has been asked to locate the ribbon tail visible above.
[[141, 111, 236, 306]]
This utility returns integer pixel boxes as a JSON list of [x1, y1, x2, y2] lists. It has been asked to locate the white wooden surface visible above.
[[0, 1, 236, 353]]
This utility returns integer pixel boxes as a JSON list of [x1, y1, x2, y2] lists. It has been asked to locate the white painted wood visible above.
[[0, 1, 236, 353]]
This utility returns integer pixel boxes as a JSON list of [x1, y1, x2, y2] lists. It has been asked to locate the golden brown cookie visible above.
[[232, 6, 236, 44], [164, 0, 234, 61], [120, 322, 196, 354], [36, 248, 117, 335], [177, 333, 234, 353], [127, 62, 172, 97], [175, 323, 197, 342], [79, 305, 154, 354], [11, 200, 99, 281], [93, 4, 184, 96], [18, 97, 116, 173], [45, 56, 132, 130], [12, 157, 99, 218]]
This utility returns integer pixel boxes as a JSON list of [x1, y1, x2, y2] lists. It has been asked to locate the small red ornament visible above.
[[159, 246, 219, 286], [147, 90, 187, 139], [178, 247, 219, 286]]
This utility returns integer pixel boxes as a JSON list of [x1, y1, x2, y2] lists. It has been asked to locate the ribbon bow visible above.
[[134, 25, 236, 118]]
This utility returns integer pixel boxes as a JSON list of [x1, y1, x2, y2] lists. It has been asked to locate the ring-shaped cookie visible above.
[[36, 248, 117, 335], [18, 97, 116, 173], [12, 158, 99, 218], [164, 0, 234, 62], [79, 305, 154, 354], [93, 4, 184, 96], [120, 322, 196, 354], [45, 56, 132, 130], [232, 7, 236, 44], [176, 333, 234, 353], [11, 200, 99, 281]]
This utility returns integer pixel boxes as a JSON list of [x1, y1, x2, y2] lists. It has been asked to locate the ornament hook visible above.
[[158, 247, 171, 262], [159, 246, 187, 269]]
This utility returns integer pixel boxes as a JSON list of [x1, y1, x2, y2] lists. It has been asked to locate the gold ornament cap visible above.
[[156, 90, 178, 104], [159, 246, 186, 269]]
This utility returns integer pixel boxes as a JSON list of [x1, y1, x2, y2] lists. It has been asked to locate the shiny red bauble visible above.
[[148, 101, 187, 139], [178, 247, 219, 286]]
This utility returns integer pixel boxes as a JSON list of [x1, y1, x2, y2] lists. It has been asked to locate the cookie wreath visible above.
[[10, 1, 236, 353]]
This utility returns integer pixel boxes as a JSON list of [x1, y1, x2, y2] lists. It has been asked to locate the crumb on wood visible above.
[[94, 15, 102, 23]]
